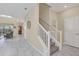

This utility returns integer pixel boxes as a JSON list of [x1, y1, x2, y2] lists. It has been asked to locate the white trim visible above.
[[59, 31, 63, 50], [47, 31, 50, 56]]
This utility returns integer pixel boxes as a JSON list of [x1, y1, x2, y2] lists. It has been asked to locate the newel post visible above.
[[59, 31, 63, 50], [47, 31, 50, 56]]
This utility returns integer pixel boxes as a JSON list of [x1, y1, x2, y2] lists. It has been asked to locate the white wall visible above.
[[39, 4, 50, 31], [58, 6, 79, 42], [26, 4, 45, 54]]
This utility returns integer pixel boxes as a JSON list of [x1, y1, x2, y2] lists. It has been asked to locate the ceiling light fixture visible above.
[[0, 15, 13, 18]]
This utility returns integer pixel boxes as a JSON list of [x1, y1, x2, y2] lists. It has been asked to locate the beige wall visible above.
[[39, 4, 49, 24], [0, 17, 18, 37], [49, 9, 58, 29], [61, 6, 79, 19], [39, 4, 50, 30], [58, 6, 79, 42], [26, 4, 44, 52]]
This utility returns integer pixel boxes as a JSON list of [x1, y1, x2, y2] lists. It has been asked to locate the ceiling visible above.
[[47, 3, 79, 12], [0, 3, 35, 19], [0, 3, 79, 19]]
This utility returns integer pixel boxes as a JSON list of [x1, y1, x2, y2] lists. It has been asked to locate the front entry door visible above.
[[64, 16, 79, 48]]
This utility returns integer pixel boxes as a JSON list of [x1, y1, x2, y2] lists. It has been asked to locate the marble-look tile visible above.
[[0, 35, 41, 56], [52, 44, 79, 56], [1, 35, 79, 56]]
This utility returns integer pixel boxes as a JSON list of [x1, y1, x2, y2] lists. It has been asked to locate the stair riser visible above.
[[50, 46, 59, 55], [50, 43, 55, 46]]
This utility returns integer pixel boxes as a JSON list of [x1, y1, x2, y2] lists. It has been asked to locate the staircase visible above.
[[38, 18, 62, 56]]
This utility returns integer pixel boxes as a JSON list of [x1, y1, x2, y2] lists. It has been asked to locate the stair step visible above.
[[50, 42, 55, 46], [50, 38, 55, 46], [50, 45, 59, 55]]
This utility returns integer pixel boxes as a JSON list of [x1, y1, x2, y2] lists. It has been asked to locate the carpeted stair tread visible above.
[[50, 41, 55, 46], [50, 45, 59, 55]]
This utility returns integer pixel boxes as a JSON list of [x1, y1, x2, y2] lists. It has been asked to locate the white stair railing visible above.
[[38, 18, 63, 55], [38, 23, 50, 55], [38, 23, 50, 47]]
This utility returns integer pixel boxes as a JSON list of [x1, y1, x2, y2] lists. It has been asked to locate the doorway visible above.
[[18, 26, 22, 35]]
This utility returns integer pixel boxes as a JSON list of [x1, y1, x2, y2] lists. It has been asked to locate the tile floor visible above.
[[52, 44, 79, 56], [0, 35, 41, 56], [0, 35, 79, 56]]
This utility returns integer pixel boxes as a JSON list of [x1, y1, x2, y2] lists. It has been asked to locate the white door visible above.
[[64, 16, 79, 48]]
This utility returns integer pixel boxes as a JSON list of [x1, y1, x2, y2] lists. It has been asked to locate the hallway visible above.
[[0, 3, 79, 56], [0, 36, 41, 56], [1, 35, 79, 56]]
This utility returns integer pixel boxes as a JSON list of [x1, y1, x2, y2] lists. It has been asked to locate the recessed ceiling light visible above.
[[64, 5, 67, 8]]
